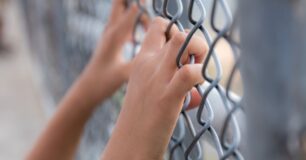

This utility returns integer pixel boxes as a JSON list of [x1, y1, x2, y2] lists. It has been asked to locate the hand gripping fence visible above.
[[22, 0, 306, 159], [26, 0, 244, 159], [130, 0, 244, 159]]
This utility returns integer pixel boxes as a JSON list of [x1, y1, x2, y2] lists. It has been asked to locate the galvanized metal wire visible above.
[[140, 0, 244, 159], [46, 0, 245, 159], [23, 0, 306, 159]]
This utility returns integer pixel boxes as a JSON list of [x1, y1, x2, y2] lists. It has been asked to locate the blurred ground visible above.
[[0, 1, 46, 159]]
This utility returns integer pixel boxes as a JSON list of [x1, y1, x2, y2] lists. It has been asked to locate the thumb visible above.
[[168, 64, 204, 103]]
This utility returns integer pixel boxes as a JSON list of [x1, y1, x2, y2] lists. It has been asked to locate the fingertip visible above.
[[187, 88, 202, 110]]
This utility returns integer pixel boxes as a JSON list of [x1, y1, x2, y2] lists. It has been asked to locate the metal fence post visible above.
[[240, 0, 306, 159]]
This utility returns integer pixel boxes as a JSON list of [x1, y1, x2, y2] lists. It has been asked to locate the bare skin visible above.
[[101, 17, 207, 160], [27, 0, 207, 160]]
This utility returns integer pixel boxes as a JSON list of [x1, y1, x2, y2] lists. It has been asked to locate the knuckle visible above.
[[196, 36, 208, 53], [171, 32, 186, 47], [152, 17, 168, 29], [178, 65, 193, 83]]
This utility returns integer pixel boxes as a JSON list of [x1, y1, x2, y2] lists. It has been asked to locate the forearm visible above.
[[27, 1, 142, 159], [101, 94, 182, 160], [27, 70, 106, 160], [101, 16, 206, 160]]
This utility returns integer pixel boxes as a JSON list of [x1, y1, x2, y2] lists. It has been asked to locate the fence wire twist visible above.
[[131, 0, 244, 159]]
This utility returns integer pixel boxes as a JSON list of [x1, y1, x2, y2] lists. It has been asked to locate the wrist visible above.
[[67, 72, 105, 111], [78, 61, 126, 104], [106, 100, 179, 159], [101, 25, 127, 51]]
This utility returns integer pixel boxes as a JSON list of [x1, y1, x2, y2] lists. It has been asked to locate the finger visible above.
[[162, 32, 208, 72], [179, 30, 206, 65], [167, 64, 204, 101], [140, 17, 170, 53], [113, 4, 139, 47], [179, 31, 207, 64], [187, 88, 202, 110], [99, 3, 139, 57], [110, 0, 127, 21], [165, 22, 181, 41]]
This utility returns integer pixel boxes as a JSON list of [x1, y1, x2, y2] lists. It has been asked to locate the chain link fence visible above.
[[22, 0, 243, 159], [150, 0, 243, 159], [21, 0, 306, 159]]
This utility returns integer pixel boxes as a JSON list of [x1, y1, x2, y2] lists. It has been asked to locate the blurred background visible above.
[[0, 0, 240, 159], [0, 0, 46, 159]]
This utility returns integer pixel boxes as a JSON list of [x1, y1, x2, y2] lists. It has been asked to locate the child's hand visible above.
[[79, 0, 149, 105], [102, 17, 208, 160]]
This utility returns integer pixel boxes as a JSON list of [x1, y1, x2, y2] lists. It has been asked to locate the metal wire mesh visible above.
[[59, 0, 245, 159], [22, 0, 244, 159], [143, 0, 244, 159], [21, 0, 306, 159]]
